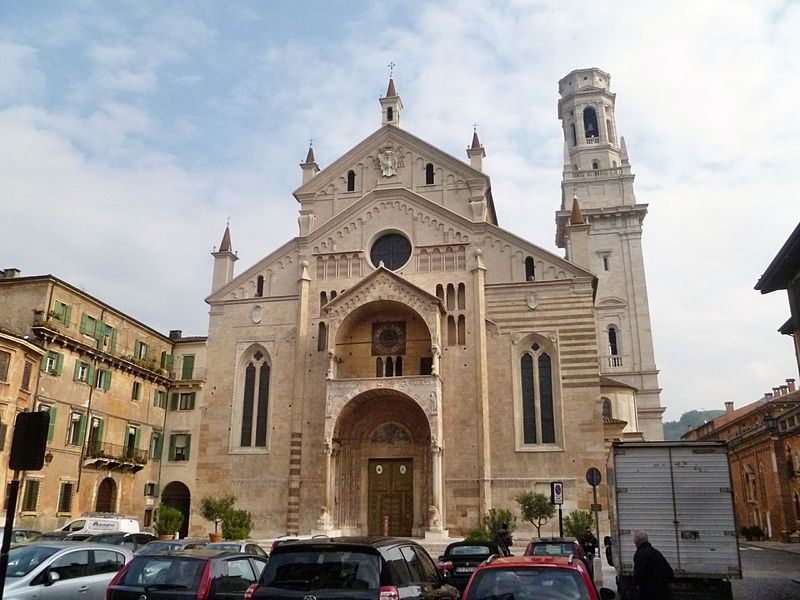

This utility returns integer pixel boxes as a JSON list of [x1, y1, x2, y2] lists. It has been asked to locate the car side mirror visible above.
[[45, 571, 61, 586], [599, 588, 616, 600]]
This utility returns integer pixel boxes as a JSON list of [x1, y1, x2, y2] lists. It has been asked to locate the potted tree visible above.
[[155, 505, 184, 540], [222, 509, 253, 541], [199, 495, 235, 542]]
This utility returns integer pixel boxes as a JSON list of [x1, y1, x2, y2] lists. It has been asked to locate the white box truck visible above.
[[607, 441, 741, 600]]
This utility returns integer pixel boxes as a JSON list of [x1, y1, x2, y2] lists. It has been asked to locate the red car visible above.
[[461, 554, 616, 600], [524, 537, 594, 578]]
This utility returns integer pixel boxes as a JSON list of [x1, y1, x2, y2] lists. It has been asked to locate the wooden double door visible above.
[[368, 458, 413, 536]]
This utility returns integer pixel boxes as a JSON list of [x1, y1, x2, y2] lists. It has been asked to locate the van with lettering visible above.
[[58, 513, 140, 536]]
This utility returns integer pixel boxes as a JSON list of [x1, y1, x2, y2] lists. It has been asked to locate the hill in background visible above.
[[663, 409, 725, 440]]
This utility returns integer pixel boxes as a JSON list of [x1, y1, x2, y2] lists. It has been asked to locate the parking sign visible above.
[[551, 481, 564, 505]]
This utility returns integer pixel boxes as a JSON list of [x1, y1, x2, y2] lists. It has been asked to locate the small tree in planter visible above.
[[516, 491, 556, 538], [564, 510, 594, 540], [155, 505, 184, 540], [222, 509, 253, 540], [199, 495, 236, 541]]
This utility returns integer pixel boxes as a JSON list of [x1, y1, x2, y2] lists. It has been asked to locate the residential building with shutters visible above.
[[0, 271, 182, 532]]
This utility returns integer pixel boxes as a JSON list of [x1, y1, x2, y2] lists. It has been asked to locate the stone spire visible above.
[[380, 66, 403, 127], [211, 221, 238, 293], [569, 195, 586, 225], [466, 126, 486, 171], [300, 141, 320, 185]]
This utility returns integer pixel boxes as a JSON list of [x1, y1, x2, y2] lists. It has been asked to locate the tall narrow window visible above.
[[239, 350, 270, 448], [457, 283, 466, 309], [317, 322, 327, 352], [446, 284, 456, 311], [395, 356, 403, 376], [21, 479, 41, 512], [602, 256, 610, 271], [608, 327, 619, 356], [425, 163, 434, 184], [602, 398, 612, 418], [347, 170, 355, 191], [57, 482, 74, 513], [181, 355, 195, 380], [583, 107, 599, 138], [520, 342, 557, 445], [376, 358, 383, 378], [457, 315, 466, 345], [435, 284, 444, 303], [256, 275, 264, 297], [592, 160, 599, 170], [525, 257, 535, 281], [570, 123, 577, 146], [447, 316, 457, 346], [386, 357, 394, 377], [387, 107, 394, 121]]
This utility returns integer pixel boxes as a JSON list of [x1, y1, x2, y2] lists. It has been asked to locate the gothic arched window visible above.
[[608, 326, 619, 356], [387, 107, 394, 121], [238, 349, 271, 448], [425, 163, 435, 184], [346, 170, 355, 192], [583, 107, 599, 139], [602, 398, 612, 418], [525, 256, 535, 281], [520, 342, 557, 445], [256, 275, 264, 297]]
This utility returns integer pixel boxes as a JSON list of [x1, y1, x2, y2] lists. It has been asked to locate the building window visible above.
[[0, 350, 10, 382], [347, 170, 355, 191], [602, 398, 612, 418], [583, 107, 599, 138], [124, 425, 140, 460], [592, 160, 599, 170], [238, 348, 271, 448], [520, 342, 557, 445], [149, 432, 163, 461], [425, 163, 435, 184], [57, 482, 74, 513], [608, 326, 619, 356], [144, 482, 159, 497], [87, 417, 103, 454], [21, 361, 32, 391], [179, 392, 195, 410], [66, 412, 86, 446], [73, 360, 93, 384], [153, 389, 167, 409], [134, 340, 148, 360], [370, 233, 412, 271], [169, 434, 191, 461], [525, 257, 535, 281], [51, 300, 72, 326], [387, 106, 393, 121], [602, 255, 610, 271], [37, 402, 57, 442], [131, 381, 142, 401], [95, 369, 112, 391], [181, 355, 195, 380], [101, 324, 115, 352], [256, 275, 264, 297], [317, 322, 327, 352], [42, 351, 63, 376], [21, 479, 40, 512]]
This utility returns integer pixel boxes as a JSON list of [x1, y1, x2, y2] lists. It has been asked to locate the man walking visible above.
[[633, 530, 674, 600]]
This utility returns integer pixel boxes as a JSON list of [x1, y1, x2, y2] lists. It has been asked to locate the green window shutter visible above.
[[47, 407, 58, 442], [184, 434, 191, 460], [103, 371, 112, 392], [77, 415, 87, 445], [188, 393, 196, 410], [73, 360, 81, 381], [80, 313, 92, 335], [155, 435, 163, 460], [134, 340, 142, 358], [96, 419, 104, 443], [93, 320, 104, 341], [160, 351, 167, 369], [64, 305, 72, 328], [154, 483, 160, 496], [54, 353, 64, 376], [168, 435, 176, 460], [143, 483, 149, 496], [181, 355, 195, 379], [40, 354, 48, 372], [110, 328, 117, 354], [87, 364, 95, 384], [133, 427, 141, 451], [166, 354, 174, 371], [169, 394, 178, 411]]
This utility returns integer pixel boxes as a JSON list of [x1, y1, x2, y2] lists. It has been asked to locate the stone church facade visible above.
[[197, 68, 663, 538]]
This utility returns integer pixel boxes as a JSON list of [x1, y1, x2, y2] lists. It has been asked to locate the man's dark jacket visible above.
[[633, 541, 674, 600]]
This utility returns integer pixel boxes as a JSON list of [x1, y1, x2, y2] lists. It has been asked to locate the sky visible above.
[[1, 0, 798, 422]]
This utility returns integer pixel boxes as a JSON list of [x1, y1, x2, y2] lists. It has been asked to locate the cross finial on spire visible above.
[[309, 137, 313, 147], [473, 122, 478, 132], [226, 216, 231, 227], [388, 61, 395, 77]]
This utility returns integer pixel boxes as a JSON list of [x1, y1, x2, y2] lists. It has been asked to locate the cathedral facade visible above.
[[197, 68, 663, 538]]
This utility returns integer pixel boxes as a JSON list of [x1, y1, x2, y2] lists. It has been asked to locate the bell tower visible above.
[[555, 68, 665, 440]]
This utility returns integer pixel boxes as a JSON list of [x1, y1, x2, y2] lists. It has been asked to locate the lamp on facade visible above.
[[763, 412, 778, 433], [44, 451, 54, 466]]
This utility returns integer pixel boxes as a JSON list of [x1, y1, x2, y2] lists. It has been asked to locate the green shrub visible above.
[[464, 527, 490, 542], [199, 495, 236, 534], [563, 510, 594, 540], [483, 508, 516, 539], [155, 505, 184, 537], [222, 509, 253, 540]]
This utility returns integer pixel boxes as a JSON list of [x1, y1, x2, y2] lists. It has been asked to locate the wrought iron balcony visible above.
[[84, 441, 149, 472]]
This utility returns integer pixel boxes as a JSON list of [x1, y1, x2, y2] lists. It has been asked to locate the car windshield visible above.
[[206, 543, 242, 552], [88, 534, 126, 544], [262, 548, 381, 591], [466, 566, 590, 600], [447, 545, 493, 557], [6, 546, 61, 578], [532, 543, 574, 556], [119, 556, 205, 589]]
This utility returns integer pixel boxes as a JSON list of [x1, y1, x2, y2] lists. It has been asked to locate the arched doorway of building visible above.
[[95, 477, 117, 513], [332, 390, 432, 537], [161, 481, 191, 538]]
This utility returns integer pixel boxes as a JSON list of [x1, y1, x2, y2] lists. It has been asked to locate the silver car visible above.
[[3, 542, 133, 600]]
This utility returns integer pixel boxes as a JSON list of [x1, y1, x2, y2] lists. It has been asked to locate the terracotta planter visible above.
[[208, 532, 223, 542], [158, 534, 175, 540]]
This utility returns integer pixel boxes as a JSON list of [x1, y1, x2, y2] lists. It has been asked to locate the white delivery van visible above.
[[59, 513, 140, 535]]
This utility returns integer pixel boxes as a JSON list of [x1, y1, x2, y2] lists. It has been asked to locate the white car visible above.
[[3, 542, 132, 600]]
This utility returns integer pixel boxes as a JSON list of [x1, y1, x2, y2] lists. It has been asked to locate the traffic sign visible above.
[[591, 503, 602, 511], [551, 481, 564, 505], [585, 467, 602, 487]]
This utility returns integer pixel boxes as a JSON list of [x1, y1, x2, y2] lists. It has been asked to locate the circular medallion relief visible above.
[[375, 464, 383, 474], [370, 233, 411, 271]]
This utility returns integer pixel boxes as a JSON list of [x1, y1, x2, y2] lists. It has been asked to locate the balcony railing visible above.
[[85, 441, 149, 470], [601, 355, 624, 369]]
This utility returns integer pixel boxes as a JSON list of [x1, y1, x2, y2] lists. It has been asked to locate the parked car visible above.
[[268, 533, 328, 554], [524, 536, 593, 578], [84, 531, 156, 552], [1, 529, 41, 546], [106, 548, 268, 599], [2, 541, 132, 600], [29, 531, 73, 542], [135, 538, 208, 555], [462, 554, 616, 600], [436, 540, 510, 592], [205, 541, 268, 557], [246, 536, 459, 599]]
